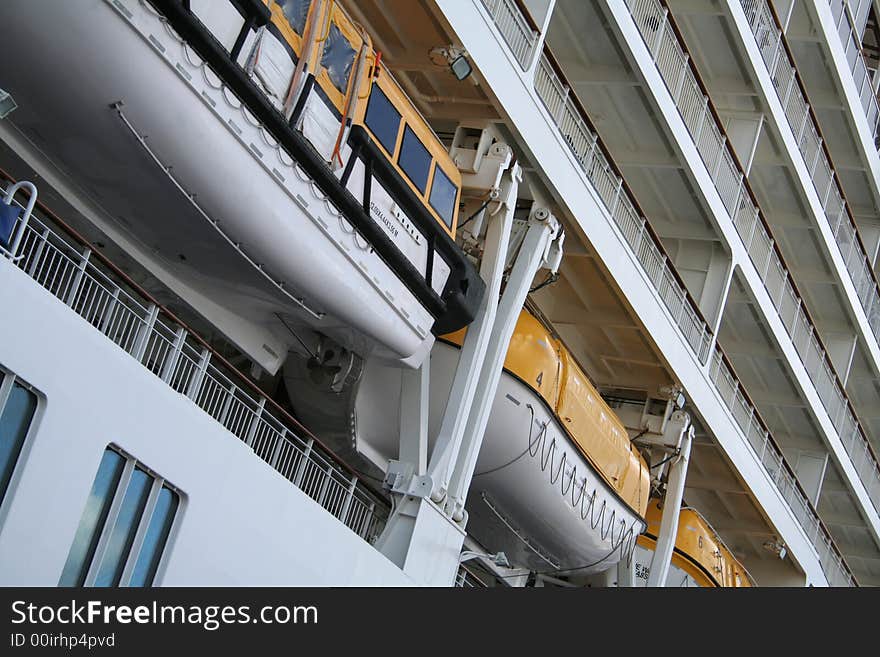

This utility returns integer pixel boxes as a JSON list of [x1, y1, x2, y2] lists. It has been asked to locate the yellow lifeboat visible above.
[[348, 309, 650, 572], [633, 500, 754, 587]]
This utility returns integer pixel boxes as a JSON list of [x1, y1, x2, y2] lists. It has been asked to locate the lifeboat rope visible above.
[[523, 404, 643, 561], [474, 402, 643, 568]]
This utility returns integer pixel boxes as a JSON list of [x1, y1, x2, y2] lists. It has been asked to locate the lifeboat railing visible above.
[[479, 0, 857, 586], [0, 174, 389, 545], [826, 0, 880, 141]]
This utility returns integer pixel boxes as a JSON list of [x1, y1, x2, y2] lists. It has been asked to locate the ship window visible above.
[[278, 0, 311, 34], [0, 378, 37, 508], [320, 22, 355, 94], [364, 85, 400, 156], [59, 447, 180, 587], [398, 126, 431, 194], [429, 166, 458, 229]]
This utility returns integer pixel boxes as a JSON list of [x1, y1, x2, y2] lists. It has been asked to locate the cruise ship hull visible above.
[[0, 0, 455, 371]]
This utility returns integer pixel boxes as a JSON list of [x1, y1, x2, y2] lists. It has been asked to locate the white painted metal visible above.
[[0, 255, 409, 585], [1, 192, 388, 544], [646, 414, 693, 587], [0, 0, 444, 371], [357, 343, 645, 574], [450, 0, 844, 585]]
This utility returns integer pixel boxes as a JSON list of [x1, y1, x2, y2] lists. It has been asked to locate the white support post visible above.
[[617, 553, 635, 587], [446, 211, 561, 518], [399, 359, 430, 475], [426, 164, 522, 502], [65, 246, 91, 307], [160, 327, 187, 384], [647, 414, 694, 588]]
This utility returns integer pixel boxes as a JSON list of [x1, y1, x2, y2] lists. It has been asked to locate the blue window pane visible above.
[[93, 467, 152, 587], [278, 0, 311, 34], [128, 486, 178, 587], [0, 383, 36, 504], [364, 85, 400, 156], [59, 450, 125, 586], [398, 126, 431, 194], [429, 166, 458, 230], [321, 23, 355, 94]]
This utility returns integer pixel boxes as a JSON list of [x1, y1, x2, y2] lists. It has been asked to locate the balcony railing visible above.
[[740, 0, 880, 407], [827, 0, 880, 140], [479, 0, 857, 586], [625, 0, 880, 528], [481, 0, 538, 69], [0, 177, 388, 545]]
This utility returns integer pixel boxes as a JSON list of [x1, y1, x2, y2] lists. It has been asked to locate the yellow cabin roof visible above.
[[442, 310, 650, 518]]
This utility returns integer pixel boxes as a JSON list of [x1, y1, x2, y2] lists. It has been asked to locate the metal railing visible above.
[[480, 0, 538, 69], [707, 346, 853, 586], [0, 181, 388, 544], [625, 0, 880, 533], [827, 0, 880, 140], [478, 0, 857, 585], [532, 52, 714, 363], [740, 0, 880, 393]]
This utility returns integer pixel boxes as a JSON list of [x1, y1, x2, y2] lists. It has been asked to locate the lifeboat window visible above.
[[398, 126, 431, 194], [364, 85, 401, 155], [321, 22, 356, 94], [429, 165, 458, 229], [278, 0, 311, 34]]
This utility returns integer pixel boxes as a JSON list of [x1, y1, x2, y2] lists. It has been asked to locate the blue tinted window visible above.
[[321, 23, 355, 93], [429, 167, 458, 229], [364, 85, 400, 155], [0, 383, 36, 505], [59, 450, 125, 586], [129, 486, 179, 587], [398, 126, 431, 194], [60, 448, 179, 587], [278, 0, 311, 33], [93, 467, 152, 587]]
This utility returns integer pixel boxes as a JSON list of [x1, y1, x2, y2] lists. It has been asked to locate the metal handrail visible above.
[[481, 0, 539, 69], [736, 0, 880, 511], [479, 0, 856, 585], [626, 0, 880, 543], [827, 0, 880, 140], [1, 178, 389, 544]]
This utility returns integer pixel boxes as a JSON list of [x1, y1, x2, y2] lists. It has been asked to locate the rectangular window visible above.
[[398, 126, 431, 194], [0, 374, 38, 509], [278, 0, 311, 34], [429, 166, 459, 230], [320, 22, 355, 94], [364, 84, 401, 156], [59, 447, 180, 587]]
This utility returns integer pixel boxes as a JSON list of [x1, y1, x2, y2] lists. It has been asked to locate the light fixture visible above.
[[0, 88, 17, 119], [449, 54, 473, 81], [429, 46, 473, 81]]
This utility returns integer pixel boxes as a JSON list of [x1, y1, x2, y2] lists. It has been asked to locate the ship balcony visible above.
[[639, 0, 880, 584], [426, 0, 855, 584]]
